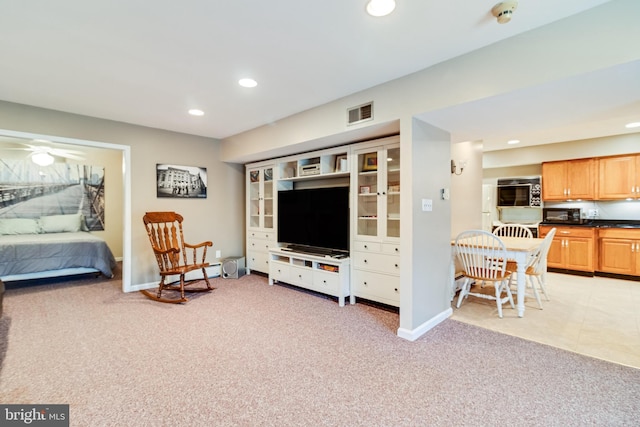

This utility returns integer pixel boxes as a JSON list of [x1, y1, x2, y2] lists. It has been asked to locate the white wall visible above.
[[451, 140, 483, 237]]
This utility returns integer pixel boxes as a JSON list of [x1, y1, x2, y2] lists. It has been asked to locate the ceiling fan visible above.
[[3, 140, 85, 166]]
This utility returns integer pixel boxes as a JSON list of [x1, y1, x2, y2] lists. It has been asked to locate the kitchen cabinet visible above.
[[539, 225, 595, 273], [597, 154, 640, 200], [542, 158, 595, 201], [598, 228, 640, 276]]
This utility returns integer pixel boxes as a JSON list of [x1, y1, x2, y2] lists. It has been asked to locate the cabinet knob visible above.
[[394, 264, 399, 268], [363, 281, 368, 286], [394, 288, 398, 292], [394, 247, 399, 253], [364, 259, 368, 263], [364, 245, 368, 249]]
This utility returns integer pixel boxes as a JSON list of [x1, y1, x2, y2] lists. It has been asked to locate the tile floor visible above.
[[450, 272, 640, 369]]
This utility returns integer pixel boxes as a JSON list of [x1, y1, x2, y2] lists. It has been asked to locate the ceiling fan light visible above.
[[32, 152, 54, 166], [366, 0, 396, 17]]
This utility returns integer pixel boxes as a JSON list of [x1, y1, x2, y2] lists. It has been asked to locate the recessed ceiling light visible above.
[[625, 122, 640, 128], [188, 109, 204, 116], [507, 139, 520, 145], [366, 0, 396, 17], [239, 78, 257, 88]]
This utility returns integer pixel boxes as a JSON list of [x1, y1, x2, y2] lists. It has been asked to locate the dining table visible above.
[[451, 235, 545, 317]]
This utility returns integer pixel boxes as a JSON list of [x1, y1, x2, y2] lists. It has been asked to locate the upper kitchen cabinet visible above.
[[542, 158, 595, 201], [597, 154, 640, 200]]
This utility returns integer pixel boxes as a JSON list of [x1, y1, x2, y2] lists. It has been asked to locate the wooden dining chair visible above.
[[511, 227, 557, 309], [493, 223, 534, 239], [453, 230, 515, 318], [141, 211, 214, 303], [493, 223, 534, 274]]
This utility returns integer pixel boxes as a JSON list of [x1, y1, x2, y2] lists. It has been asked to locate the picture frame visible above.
[[362, 153, 378, 171], [335, 154, 348, 172], [359, 185, 371, 194], [156, 163, 208, 198]]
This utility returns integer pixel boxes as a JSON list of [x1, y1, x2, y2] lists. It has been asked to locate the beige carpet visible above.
[[1, 270, 639, 426]]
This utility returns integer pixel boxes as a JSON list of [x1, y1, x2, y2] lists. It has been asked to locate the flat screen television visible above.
[[277, 186, 349, 255]]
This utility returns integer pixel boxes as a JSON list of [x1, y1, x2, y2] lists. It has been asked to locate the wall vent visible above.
[[347, 102, 373, 125]]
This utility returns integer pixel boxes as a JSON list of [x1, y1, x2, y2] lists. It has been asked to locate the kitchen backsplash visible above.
[[543, 201, 640, 220]]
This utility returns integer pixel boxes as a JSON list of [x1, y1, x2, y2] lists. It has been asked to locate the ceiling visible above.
[[1, 0, 637, 152]]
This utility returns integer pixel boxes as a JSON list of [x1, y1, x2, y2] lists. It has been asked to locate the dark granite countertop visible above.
[[540, 220, 640, 228]]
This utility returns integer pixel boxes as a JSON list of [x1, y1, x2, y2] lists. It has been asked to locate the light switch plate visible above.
[[422, 199, 433, 212]]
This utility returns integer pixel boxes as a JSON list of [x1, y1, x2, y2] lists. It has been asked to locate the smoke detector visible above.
[[491, 1, 518, 24]]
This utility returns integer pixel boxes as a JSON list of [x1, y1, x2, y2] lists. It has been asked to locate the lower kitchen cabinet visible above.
[[540, 225, 595, 273], [598, 228, 640, 276]]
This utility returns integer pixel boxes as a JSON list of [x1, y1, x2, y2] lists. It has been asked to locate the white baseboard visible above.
[[396, 307, 452, 341]]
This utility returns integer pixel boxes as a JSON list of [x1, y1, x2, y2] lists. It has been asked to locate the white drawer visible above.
[[248, 238, 272, 253], [290, 265, 313, 286], [247, 251, 270, 273], [351, 269, 399, 306], [270, 261, 290, 282], [381, 243, 400, 255], [351, 251, 400, 275], [352, 241, 381, 252], [312, 270, 341, 294], [247, 230, 275, 241]]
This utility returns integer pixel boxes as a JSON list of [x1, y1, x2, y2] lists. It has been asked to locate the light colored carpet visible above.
[[1, 270, 639, 426]]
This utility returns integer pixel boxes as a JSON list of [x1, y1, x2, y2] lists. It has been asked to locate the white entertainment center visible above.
[[245, 135, 400, 307], [268, 247, 351, 306]]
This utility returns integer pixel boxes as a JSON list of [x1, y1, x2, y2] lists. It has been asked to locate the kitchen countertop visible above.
[[540, 220, 640, 229]]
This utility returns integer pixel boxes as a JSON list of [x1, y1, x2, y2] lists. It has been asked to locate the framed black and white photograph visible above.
[[156, 164, 207, 198]]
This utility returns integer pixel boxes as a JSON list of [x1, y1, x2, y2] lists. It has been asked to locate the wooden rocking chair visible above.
[[141, 211, 214, 303]]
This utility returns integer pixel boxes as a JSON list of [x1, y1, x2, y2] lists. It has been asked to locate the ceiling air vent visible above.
[[347, 102, 373, 125]]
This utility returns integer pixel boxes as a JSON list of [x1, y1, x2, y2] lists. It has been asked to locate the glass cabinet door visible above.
[[356, 150, 379, 238], [263, 167, 274, 230], [249, 169, 261, 228], [248, 166, 274, 230], [385, 147, 400, 239]]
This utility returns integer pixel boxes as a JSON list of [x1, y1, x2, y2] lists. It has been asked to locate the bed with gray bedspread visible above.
[[0, 232, 116, 280], [0, 214, 116, 281]]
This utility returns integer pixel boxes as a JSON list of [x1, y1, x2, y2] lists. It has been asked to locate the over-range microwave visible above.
[[542, 208, 584, 224], [497, 177, 541, 207]]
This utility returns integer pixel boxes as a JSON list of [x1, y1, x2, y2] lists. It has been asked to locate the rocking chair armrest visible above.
[[151, 245, 180, 256], [184, 241, 213, 249]]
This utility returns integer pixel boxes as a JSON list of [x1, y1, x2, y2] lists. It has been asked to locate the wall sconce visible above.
[[451, 159, 466, 175]]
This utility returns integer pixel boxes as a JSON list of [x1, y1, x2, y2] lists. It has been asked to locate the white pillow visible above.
[[39, 213, 83, 233], [0, 218, 40, 235]]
